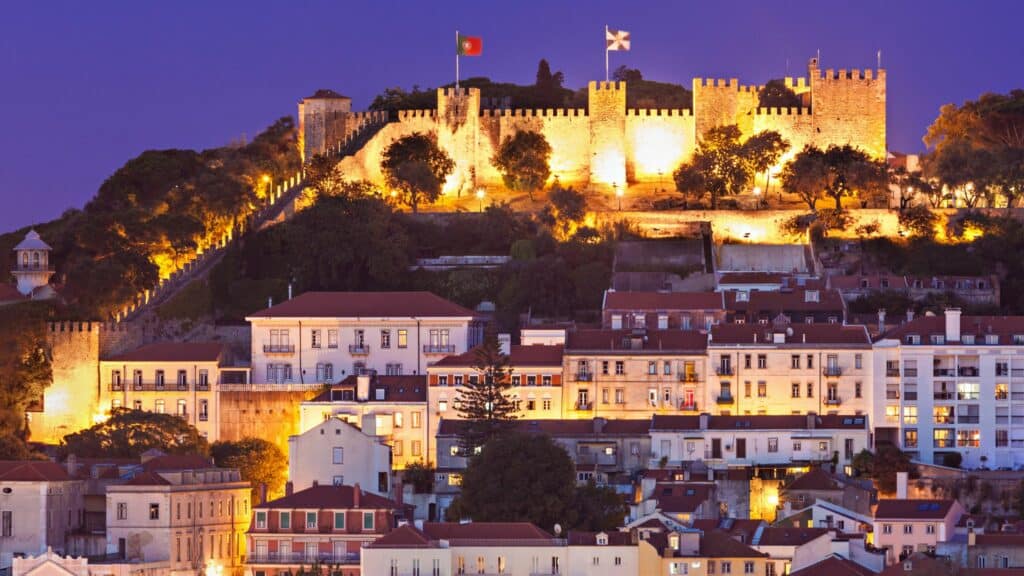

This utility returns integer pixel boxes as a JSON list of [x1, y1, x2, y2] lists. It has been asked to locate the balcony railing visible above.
[[824, 397, 842, 406], [575, 402, 593, 411], [263, 344, 295, 354], [824, 366, 843, 377], [423, 344, 456, 354], [679, 372, 700, 383], [1013, 369, 1024, 377], [575, 372, 593, 382], [715, 393, 734, 405], [248, 552, 360, 565], [933, 392, 954, 401], [933, 440, 954, 448], [934, 368, 954, 377], [112, 381, 194, 392], [348, 344, 371, 355], [903, 368, 918, 377], [957, 392, 979, 401], [958, 367, 979, 378], [680, 402, 698, 412], [715, 366, 734, 376], [13, 263, 55, 272], [886, 369, 900, 377]]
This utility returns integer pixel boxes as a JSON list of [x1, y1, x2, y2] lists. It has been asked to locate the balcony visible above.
[[933, 392, 954, 401], [196, 382, 210, 392], [934, 368, 954, 377], [824, 366, 843, 377], [715, 365, 734, 376], [575, 402, 593, 411], [886, 369, 900, 377], [680, 402, 698, 412], [116, 381, 189, 392], [348, 344, 371, 355], [248, 552, 359, 565], [12, 263, 55, 272], [575, 372, 593, 382], [957, 416, 980, 424], [263, 344, 295, 354], [824, 397, 842, 406], [679, 372, 700, 383], [903, 368, 918, 377], [423, 344, 456, 354], [716, 393, 734, 405], [958, 367, 979, 378]]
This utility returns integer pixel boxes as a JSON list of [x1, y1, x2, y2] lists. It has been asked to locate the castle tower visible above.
[[12, 229, 55, 297], [298, 89, 353, 162], [436, 87, 481, 194], [588, 81, 627, 186]]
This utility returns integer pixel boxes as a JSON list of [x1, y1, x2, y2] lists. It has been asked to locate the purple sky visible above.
[[2, 0, 1022, 232]]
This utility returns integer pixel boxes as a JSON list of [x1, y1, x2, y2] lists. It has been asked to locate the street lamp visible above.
[[614, 185, 624, 211], [476, 188, 485, 213], [261, 174, 272, 203], [753, 186, 762, 210]]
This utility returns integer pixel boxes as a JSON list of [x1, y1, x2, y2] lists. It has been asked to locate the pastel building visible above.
[[872, 499, 964, 564], [0, 462, 84, 573], [287, 416, 392, 495]]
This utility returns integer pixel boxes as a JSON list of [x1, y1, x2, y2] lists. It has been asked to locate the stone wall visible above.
[[30, 322, 102, 443], [218, 390, 320, 455]]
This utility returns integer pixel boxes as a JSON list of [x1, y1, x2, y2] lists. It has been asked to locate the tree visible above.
[[758, 79, 802, 109], [492, 131, 552, 199], [851, 443, 917, 493], [673, 125, 752, 209], [781, 146, 828, 211], [304, 154, 345, 196], [783, 144, 885, 211], [611, 66, 643, 83], [569, 480, 628, 531], [942, 452, 963, 469], [925, 141, 995, 208], [380, 133, 454, 212], [446, 432, 576, 531], [899, 204, 939, 239], [891, 166, 935, 212], [211, 438, 286, 503], [546, 185, 587, 238], [61, 408, 209, 458], [454, 332, 519, 452], [0, 303, 53, 452], [743, 130, 790, 204], [402, 460, 435, 494], [534, 60, 566, 107]]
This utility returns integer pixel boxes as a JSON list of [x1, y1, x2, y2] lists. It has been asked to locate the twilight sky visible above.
[[2, 0, 1022, 231]]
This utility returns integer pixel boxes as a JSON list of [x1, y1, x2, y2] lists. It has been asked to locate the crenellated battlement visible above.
[[48, 320, 128, 333], [589, 80, 625, 91], [784, 77, 809, 90], [398, 109, 437, 120], [626, 108, 693, 117], [439, 87, 475, 97], [695, 78, 758, 93], [755, 106, 811, 116], [350, 110, 388, 123], [818, 68, 883, 81], [479, 108, 587, 118]]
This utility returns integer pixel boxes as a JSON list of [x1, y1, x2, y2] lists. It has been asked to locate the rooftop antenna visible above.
[[877, 49, 882, 69], [816, 48, 821, 64]]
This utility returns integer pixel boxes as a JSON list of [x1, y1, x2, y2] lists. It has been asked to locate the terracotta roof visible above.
[[724, 288, 845, 314], [422, 522, 555, 543], [311, 375, 427, 403], [790, 555, 876, 576], [105, 342, 223, 363], [700, 529, 768, 558], [437, 418, 651, 437], [653, 483, 715, 514], [974, 532, 1024, 546], [691, 518, 764, 543], [257, 485, 400, 510], [306, 89, 351, 100], [756, 527, 830, 546], [827, 274, 908, 291], [874, 499, 956, 520], [718, 273, 787, 285], [122, 471, 171, 486], [651, 414, 868, 431], [0, 284, 26, 303], [604, 291, 725, 311], [566, 531, 636, 546], [784, 468, 840, 492], [142, 454, 214, 471], [368, 525, 431, 548], [566, 329, 708, 353], [709, 322, 870, 346], [0, 461, 71, 482], [880, 314, 1024, 345], [430, 345, 563, 368], [248, 291, 476, 319]]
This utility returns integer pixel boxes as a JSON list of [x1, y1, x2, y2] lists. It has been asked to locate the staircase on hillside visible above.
[[118, 118, 389, 323]]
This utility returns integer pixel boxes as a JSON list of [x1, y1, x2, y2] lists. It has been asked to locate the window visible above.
[[411, 411, 421, 428], [615, 388, 625, 404], [381, 330, 391, 349], [791, 355, 800, 369], [155, 370, 165, 388], [925, 524, 935, 534], [903, 429, 918, 448], [648, 361, 657, 375], [327, 329, 338, 348], [0, 511, 10, 537], [117, 502, 128, 520], [280, 511, 291, 529], [883, 524, 892, 534], [398, 329, 408, 348], [311, 329, 322, 348], [155, 399, 165, 413], [149, 503, 160, 520], [333, 447, 344, 464], [744, 354, 752, 369], [757, 354, 767, 369], [601, 361, 609, 375], [394, 412, 404, 428], [855, 381, 863, 398], [454, 375, 463, 386], [363, 512, 374, 530], [903, 524, 913, 534], [957, 429, 980, 447], [807, 382, 814, 398], [934, 429, 954, 448], [744, 381, 752, 398], [664, 361, 672, 375], [177, 399, 187, 416], [903, 406, 917, 424], [807, 355, 814, 369], [542, 375, 552, 386], [526, 375, 536, 386], [996, 429, 1009, 447], [543, 399, 552, 410], [438, 399, 448, 412], [791, 383, 800, 398], [855, 354, 863, 369], [758, 381, 767, 398], [768, 438, 778, 452], [722, 562, 732, 574], [177, 370, 187, 388], [393, 441, 403, 456], [306, 511, 317, 529], [615, 361, 624, 375], [744, 562, 755, 574], [412, 441, 422, 457]]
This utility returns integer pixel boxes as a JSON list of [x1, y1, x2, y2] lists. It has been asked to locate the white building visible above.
[[12, 547, 169, 576], [104, 454, 251, 576], [0, 461, 84, 573], [287, 416, 391, 495], [872, 309, 1024, 468], [246, 291, 483, 383], [872, 498, 964, 564], [11, 230, 56, 298]]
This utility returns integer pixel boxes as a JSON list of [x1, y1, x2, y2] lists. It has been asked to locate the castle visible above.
[[300, 58, 886, 195]]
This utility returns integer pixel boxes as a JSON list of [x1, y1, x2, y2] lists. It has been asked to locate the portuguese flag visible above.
[[457, 34, 482, 56]]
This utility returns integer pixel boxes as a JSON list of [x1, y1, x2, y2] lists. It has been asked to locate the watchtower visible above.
[[298, 89, 353, 161], [12, 229, 55, 297]]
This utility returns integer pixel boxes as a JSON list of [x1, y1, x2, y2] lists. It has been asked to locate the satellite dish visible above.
[[554, 523, 562, 536]]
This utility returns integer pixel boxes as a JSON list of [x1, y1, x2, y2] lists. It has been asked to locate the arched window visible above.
[[32, 252, 40, 267]]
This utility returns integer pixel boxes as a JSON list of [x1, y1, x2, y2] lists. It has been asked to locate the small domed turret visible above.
[[12, 229, 55, 297]]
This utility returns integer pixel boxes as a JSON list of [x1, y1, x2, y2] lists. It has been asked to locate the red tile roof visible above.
[[724, 288, 846, 314], [368, 524, 431, 547], [566, 329, 708, 353], [105, 342, 224, 363], [248, 291, 476, 319], [437, 418, 651, 437], [604, 291, 725, 311], [257, 485, 400, 510], [974, 533, 1024, 546], [0, 461, 71, 482], [691, 519, 764, 543], [700, 529, 768, 558], [783, 468, 841, 492], [567, 531, 635, 546], [709, 323, 870, 346], [827, 274, 908, 291], [306, 89, 351, 100], [790, 555, 876, 576], [651, 414, 868, 431], [142, 454, 214, 471], [430, 345, 564, 368], [0, 284, 27, 303], [311, 375, 427, 403], [756, 527, 830, 546], [653, 483, 715, 514], [718, 273, 787, 285], [873, 499, 956, 520], [881, 314, 1024, 345], [122, 471, 172, 486], [422, 522, 555, 542]]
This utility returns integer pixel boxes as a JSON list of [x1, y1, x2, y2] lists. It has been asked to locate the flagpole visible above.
[[604, 24, 609, 82], [456, 30, 460, 90]]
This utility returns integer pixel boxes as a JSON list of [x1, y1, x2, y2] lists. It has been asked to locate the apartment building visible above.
[[104, 455, 251, 576], [0, 462, 84, 573], [872, 309, 1024, 468], [298, 374, 427, 470], [872, 498, 964, 565], [247, 291, 482, 383], [707, 321, 872, 417], [602, 291, 727, 330], [100, 342, 234, 441], [638, 528, 771, 576], [723, 288, 847, 325], [426, 342, 564, 441], [563, 329, 708, 419], [247, 484, 405, 576], [648, 414, 870, 470], [287, 417, 391, 495]]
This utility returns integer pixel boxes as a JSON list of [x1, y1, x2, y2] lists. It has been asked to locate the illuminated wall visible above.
[[29, 322, 101, 444]]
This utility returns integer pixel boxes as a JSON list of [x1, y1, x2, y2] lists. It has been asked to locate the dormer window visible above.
[[962, 335, 975, 345], [986, 334, 999, 345], [611, 314, 623, 329], [596, 533, 608, 545], [1013, 335, 1024, 345], [906, 335, 921, 345], [805, 290, 820, 303], [930, 335, 945, 345], [736, 291, 749, 302], [668, 534, 679, 550]]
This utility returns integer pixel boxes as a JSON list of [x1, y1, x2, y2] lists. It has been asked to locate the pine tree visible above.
[[454, 333, 519, 452]]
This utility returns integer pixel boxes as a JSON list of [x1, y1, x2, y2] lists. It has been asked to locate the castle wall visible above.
[[477, 109, 592, 186], [625, 109, 695, 182], [30, 322, 102, 444], [336, 112, 437, 183], [752, 107, 815, 165], [811, 68, 887, 159], [588, 81, 627, 186], [218, 390, 319, 456], [692, 78, 759, 137]]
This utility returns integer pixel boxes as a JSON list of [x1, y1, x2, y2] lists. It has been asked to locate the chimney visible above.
[[906, 309, 914, 322], [312, 480, 319, 487], [285, 481, 294, 497], [878, 309, 886, 333], [945, 308, 962, 342], [968, 529, 977, 546], [353, 483, 361, 508], [807, 413, 817, 429], [356, 375, 371, 401], [258, 483, 268, 504], [896, 471, 908, 499], [288, 283, 293, 300], [497, 333, 512, 356], [65, 454, 79, 478], [699, 413, 709, 431]]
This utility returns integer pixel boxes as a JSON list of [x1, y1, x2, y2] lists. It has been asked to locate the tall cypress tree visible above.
[[454, 332, 519, 452]]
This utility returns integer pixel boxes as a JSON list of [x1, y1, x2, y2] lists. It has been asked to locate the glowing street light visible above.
[[475, 188, 485, 212], [261, 174, 272, 203], [614, 185, 624, 211], [753, 186, 762, 210]]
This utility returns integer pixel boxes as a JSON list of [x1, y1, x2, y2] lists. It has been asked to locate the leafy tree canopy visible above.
[[211, 437, 287, 503], [0, 302, 53, 454], [492, 131, 552, 198], [61, 408, 209, 459], [851, 443, 918, 493], [381, 133, 454, 212], [674, 126, 789, 209]]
